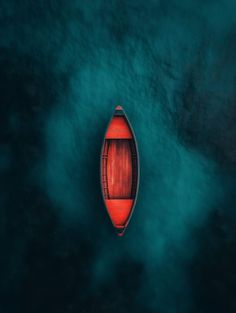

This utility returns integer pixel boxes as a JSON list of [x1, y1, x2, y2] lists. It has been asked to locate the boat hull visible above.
[[101, 106, 139, 236]]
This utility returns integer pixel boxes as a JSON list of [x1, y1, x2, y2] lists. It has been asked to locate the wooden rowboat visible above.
[[101, 106, 139, 236]]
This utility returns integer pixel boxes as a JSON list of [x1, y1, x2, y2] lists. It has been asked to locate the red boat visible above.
[[101, 106, 139, 236]]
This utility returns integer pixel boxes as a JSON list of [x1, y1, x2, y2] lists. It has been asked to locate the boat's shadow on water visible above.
[[74, 116, 112, 239]]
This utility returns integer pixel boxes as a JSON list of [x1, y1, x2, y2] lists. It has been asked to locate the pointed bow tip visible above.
[[115, 105, 123, 111], [116, 227, 126, 237]]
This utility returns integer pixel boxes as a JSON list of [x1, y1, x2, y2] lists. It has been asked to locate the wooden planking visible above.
[[101, 140, 109, 199], [107, 139, 132, 199], [130, 140, 138, 198]]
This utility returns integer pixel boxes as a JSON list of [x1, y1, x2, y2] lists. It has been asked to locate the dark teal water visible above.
[[1, 1, 236, 312]]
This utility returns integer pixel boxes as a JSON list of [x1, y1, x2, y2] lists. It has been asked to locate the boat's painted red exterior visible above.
[[101, 106, 139, 236]]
